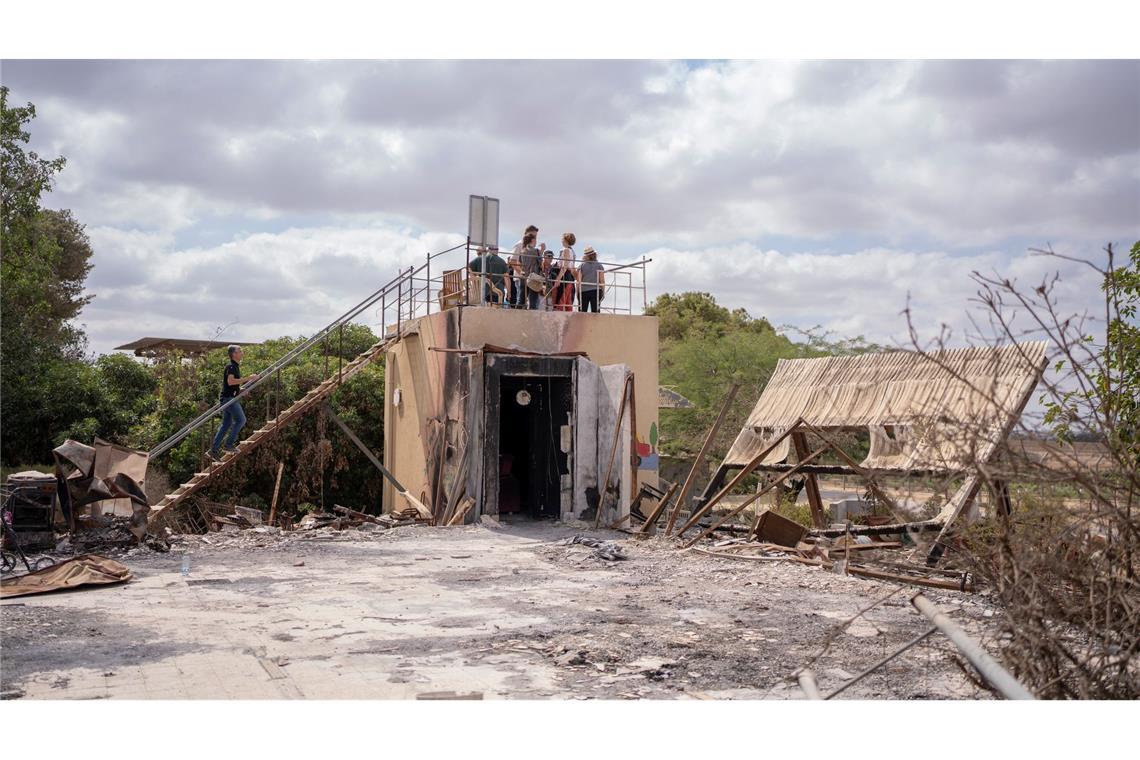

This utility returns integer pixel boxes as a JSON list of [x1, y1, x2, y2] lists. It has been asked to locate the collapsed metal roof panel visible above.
[[725, 342, 1048, 473]]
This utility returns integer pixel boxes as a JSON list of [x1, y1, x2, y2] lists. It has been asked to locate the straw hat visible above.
[[582, 246, 597, 258]]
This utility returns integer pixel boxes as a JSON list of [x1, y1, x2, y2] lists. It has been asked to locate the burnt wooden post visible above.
[[792, 431, 827, 528], [664, 382, 739, 536]]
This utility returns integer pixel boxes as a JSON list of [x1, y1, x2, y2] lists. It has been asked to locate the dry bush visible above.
[[906, 242, 1139, 699]]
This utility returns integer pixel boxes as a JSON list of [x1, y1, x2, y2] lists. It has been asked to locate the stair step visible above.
[[151, 333, 399, 517]]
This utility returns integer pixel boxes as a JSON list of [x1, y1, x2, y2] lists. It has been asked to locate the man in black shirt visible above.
[[209, 345, 259, 461]]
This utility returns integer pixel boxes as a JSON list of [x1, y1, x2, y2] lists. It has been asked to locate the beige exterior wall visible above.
[[382, 306, 659, 518]]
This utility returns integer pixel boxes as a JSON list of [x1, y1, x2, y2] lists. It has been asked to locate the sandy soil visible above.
[[0, 521, 1000, 700]]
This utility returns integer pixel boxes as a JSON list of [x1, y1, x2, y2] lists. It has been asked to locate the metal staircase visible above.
[[148, 335, 395, 523], [146, 241, 469, 527]]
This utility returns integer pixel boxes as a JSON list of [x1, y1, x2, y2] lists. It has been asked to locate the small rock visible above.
[[293, 561, 305, 567]]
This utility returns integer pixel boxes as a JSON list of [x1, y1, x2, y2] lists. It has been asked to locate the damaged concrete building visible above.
[[383, 303, 660, 525]]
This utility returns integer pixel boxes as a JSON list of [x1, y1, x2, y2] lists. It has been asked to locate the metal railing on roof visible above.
[[150, 239, 652, 461]]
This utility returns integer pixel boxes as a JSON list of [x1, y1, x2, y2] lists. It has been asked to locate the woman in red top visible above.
[[551, 232, 577, 312]]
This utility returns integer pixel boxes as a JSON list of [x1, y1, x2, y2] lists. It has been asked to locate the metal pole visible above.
[[911, 594, 1035, 700], [797, 670, 822, 700], [642, 255, 647, 313], [465, 236, 471, 306], [824, 627, 937, 699], [324, 402, 409, 492]]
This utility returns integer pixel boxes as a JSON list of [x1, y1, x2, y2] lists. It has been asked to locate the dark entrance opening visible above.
[[484, 355, 574, 519]]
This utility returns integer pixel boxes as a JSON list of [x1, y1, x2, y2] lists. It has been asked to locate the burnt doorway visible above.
[[483, 355, 574, 519]]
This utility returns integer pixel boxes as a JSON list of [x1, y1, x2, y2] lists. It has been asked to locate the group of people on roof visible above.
[[469, 224, 606, 312]]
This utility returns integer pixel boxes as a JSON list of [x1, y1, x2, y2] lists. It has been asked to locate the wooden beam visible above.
[[811, 520, 944, 538], [683, 445, 827, 547], [431, 417, 449, 519], [663, 383, 739, 537], [628, 374, 639, 503], [267, 461, 284, 528], [848, 565, 974, 592], [674, 420, 805, 537], [792, 432, 827, 529], [441, 440, 471, 525], [798, 421, 903, 517], [324, 402, 432, 520], [594, 374, 633, 529]]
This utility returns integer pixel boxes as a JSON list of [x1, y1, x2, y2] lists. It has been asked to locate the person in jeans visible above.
[[210, 345, 258, 460], [518, 232, 545, 310], [510, 225, 539, 308], [577, 246, 605, 313]]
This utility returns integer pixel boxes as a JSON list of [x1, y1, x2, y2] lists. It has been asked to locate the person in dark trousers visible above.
[[551, 232, 577, 311], [510, 225, 539, 308], [577, 246, 605, 312], [480, 245, 509, 305], [209, 345, 259, 461], [518, 232, 545, 310]]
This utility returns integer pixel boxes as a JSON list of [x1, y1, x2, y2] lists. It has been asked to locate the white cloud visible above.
[[1, 60, 1134, 359], [646, 241, 1109, 347]]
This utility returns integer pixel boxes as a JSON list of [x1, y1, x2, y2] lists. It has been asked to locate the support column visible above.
[[792, 431, 827, 528]]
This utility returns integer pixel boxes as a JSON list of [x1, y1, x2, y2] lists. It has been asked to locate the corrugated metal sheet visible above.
[[725, 343, 1048, 472]]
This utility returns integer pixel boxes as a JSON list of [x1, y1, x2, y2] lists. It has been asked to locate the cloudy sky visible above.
[[3, 59, 1138, 355]]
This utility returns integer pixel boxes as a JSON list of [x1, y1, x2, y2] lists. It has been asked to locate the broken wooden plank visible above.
[[664, 383, 739, 537], [333, 504, 385, 525], [447, 496, 476, 526], [595, 374, 634, 529], [846, 565, 974, 592], [675, 419, 806, 537], [268, 460, 285, 528]]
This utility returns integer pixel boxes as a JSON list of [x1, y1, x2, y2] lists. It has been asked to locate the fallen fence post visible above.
[[910, 593, 1034, 700]]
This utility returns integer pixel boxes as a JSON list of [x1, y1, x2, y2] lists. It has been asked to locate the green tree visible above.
[[648, 292, 805, 458], [1044, 240, 1140, 469], [136, 324, 386, 518], [1, 86, 99, 464]]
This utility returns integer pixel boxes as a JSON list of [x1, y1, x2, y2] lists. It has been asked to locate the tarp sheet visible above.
[[0, 554, 132, 598]]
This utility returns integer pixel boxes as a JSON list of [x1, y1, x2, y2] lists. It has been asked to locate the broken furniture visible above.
[[2, 472, 57, 550]]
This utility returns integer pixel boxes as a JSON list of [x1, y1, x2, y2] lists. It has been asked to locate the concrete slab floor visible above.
[[0, 522, 998, 700]]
